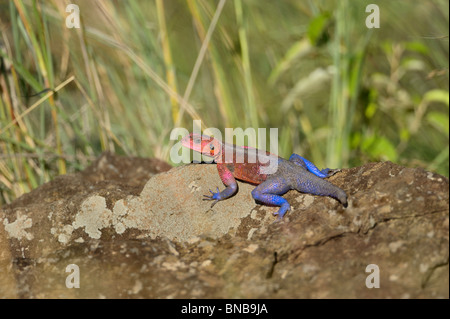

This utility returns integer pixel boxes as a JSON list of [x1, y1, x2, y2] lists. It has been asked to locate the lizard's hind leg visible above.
[[251, 177, 291, 220], [289, 154, 337, 178]]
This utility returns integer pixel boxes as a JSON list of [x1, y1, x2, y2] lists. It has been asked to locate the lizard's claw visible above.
[[324, 168, 342, 177], [203, 187, 221, 208], [271, 203, 290, 222]]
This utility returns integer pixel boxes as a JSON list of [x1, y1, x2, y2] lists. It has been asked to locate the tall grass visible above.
[[0, 0, 448, 205], [326, 0, 371, 168]]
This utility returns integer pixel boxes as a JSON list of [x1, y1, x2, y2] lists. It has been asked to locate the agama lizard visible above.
[[182, 133, 347, 220]]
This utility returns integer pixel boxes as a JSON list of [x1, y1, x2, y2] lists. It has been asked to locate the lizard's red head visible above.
[[181, 133, 222, 158]]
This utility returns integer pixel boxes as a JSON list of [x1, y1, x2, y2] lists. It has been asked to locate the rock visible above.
[[0, 154, 448, 298]]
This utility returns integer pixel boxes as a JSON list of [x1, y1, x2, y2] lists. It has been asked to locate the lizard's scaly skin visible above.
[[182, 133, 347, 220]]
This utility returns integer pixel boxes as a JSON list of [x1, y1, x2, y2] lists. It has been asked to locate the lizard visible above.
[[181, 133, 348, 220]]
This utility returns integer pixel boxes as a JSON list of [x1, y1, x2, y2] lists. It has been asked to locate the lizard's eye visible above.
[[194, 138, 201, 144]]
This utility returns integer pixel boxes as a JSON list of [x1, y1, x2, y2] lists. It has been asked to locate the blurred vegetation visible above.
[[0, 0, 448, 205]]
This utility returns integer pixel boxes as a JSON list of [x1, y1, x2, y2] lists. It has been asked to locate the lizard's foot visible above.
[[323, 168, 342, 177], [272, 202, 290, 221], [203, 187, 221, 208], [289, 154, 332, 178]]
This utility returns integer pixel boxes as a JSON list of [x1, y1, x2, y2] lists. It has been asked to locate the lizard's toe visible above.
[[202, 195, 219, 208], [271, 214, 287, 224], [202, 194, 215, 201], [210, 199, 219, 208], [325, 168, 342, 177], [273, 203, 290, 219]]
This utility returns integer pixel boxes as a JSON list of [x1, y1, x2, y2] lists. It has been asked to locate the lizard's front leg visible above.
[[203, 163, 238, 208], [251, 176, 291, 220]]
